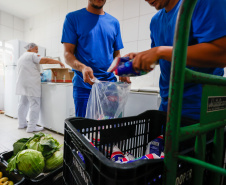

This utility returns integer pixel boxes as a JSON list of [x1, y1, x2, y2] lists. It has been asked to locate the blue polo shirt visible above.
[[61, 8, 124, 89], [150, 0, 226, 120]]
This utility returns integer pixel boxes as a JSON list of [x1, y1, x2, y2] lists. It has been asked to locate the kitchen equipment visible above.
[[39, 83, 75, 134], [124, 90, 161, 117]]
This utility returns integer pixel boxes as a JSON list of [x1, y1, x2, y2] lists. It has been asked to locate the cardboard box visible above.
[[50, 68, 74, 83]]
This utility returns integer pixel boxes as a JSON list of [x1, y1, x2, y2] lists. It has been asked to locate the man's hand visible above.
[[123, 52, 138, 59], [82, 66, 95, 85], [119, 76, 131, 83], [133, 47, 160, 72]]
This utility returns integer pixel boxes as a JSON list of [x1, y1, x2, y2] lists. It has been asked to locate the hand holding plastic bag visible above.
[[85, 80, 131, 120]]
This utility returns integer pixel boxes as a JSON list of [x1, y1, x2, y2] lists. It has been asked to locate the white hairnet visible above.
[[24, 43, 38, 50]]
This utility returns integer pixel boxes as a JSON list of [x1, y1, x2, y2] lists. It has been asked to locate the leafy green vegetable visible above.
[[7, 155, 17, 172], [44, 150, 63, 172], [12, 132, 45, 156], [8, 132, 63, 176], [7, 149, 45, 178], [13, 138, 30, 155], [26, 133, 62, 158]]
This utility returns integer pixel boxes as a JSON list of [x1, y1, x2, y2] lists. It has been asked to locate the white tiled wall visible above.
[[0, 11, 24, 41], [23, 0, 160, 88], [1, 1, 225, 96]]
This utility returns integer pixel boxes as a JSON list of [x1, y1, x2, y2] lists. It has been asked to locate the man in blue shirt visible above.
[[62, 0, 130, 117], [126, 0, 226, 120]]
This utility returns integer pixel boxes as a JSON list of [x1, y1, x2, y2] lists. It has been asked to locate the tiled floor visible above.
[[0, 114, 64, 154]]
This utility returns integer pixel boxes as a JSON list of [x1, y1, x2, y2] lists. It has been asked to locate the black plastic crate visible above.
[[0, 159, 25, 185], [52, 171, 64, 185], [63, 110, 220, 185], [0, 151, 63, 185]]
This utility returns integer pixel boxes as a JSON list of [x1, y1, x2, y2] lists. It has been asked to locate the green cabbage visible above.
[[7, 149, 45, 178], [44, 150, 63, 172], [26, 133, 62, 158], [8, 132, 63, 176]]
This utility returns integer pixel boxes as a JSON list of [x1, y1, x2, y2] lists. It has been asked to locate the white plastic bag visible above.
[[85, 80, 131, 120]]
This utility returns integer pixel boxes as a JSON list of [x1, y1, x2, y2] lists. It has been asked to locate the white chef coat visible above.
[[16, 52, 42, 97]]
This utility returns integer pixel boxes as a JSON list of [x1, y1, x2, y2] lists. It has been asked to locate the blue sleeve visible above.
[[150, 20, 156, 48], [192, 0, 226, 43], [61, 13, 77, 45], [113, 22, 124, 51]]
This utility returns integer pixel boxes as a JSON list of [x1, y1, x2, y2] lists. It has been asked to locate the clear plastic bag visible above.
[[40, 69, 52, 82], [85, 80, 131, 120]]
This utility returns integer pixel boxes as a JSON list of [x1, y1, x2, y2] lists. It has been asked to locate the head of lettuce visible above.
[[7, 132, 63, 178], [26, 132, 62, 158], [7, 149, 45, 178]]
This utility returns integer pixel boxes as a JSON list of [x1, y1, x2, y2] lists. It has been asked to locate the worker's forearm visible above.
[[64, 52, 86, 72], [40, 58, 62, 65], [113, 50, 121, 59], [186, 43, 226, 68], [158, 44, 226, 68]]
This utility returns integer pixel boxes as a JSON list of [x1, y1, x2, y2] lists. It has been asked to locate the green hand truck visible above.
[[163, 0, 226, 185]]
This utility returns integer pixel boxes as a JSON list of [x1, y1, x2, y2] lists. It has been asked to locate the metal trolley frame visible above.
[[163, 0, 226, 184]]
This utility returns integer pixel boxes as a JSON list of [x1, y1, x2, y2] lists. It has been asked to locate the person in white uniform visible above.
[[16, 43, 65, 133]]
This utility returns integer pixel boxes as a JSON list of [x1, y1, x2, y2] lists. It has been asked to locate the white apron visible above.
[[16, 52, 42, 97]]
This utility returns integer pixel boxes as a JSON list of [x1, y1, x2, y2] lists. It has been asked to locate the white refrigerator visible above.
[[4, 40, 46, 118]]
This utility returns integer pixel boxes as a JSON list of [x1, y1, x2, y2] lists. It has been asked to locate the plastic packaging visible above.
[[145, 135, 164, 157], [85, 80, 131, 120], [120, 153, 161, 164], [116, 152, 135, 163], [40, 70, 51, 82], [110, 145, 125, 162], [113, 135, 164, 164], [107, 57, 155, 77]]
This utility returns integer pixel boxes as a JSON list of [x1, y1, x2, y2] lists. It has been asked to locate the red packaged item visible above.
[[110, 145, 125, 162]]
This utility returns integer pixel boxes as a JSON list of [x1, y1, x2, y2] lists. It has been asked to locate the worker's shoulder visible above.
[[22, 52, 38, 60], [151, 10, 163, 23], [192, 0, 225, 18], [18, 52, 33, 63], [20, 52, 31, 57], [104, 12, 120, 23], [66, 8, 86, 18], [25, 52, 35, 56]]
